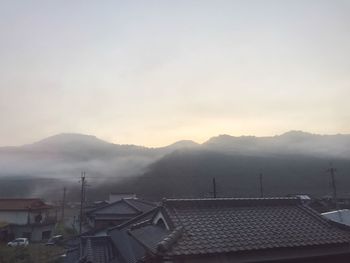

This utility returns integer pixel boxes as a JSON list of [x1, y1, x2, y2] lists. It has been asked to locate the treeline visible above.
[[107, 150, 350, 200]]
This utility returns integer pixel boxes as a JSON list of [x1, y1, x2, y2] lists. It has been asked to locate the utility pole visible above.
[[79, 172, 86, 235], [259, 173, 264, 198], [212, 178, 217, 198], [327, 163, 337, 204], [61, 187, 66, 222]]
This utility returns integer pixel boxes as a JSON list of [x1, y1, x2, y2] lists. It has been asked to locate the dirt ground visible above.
[[0, 243, 65, 263]]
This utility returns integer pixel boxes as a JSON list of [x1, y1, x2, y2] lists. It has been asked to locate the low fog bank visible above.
[[0, 133, 198, 183], [1, 131, 350, 202], [0, 153, 157, 181], [2, 150, 349, 203], [0, 175, 130, 202], [0, 176, 68, 201]]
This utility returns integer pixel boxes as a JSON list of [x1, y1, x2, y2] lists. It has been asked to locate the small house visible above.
[[86, 198, 156, 229], [129, 197, 350, 262], [0, 198, 57, 241]]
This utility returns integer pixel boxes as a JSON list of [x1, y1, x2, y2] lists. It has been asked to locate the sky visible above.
[[0, 0, 350, 147]]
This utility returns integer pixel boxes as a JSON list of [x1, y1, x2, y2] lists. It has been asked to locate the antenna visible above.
[[213, 178, 217, 198], [259, 172, 264, 198], [61, 187, 66, 222], [79, 171, 86, 234], [326, 162, 337, 205], [208, 178, 218, 198]]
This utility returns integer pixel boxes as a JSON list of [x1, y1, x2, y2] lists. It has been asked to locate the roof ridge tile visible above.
[[157, 226, 184, 252], [162, 197, 302, 208], [130, 219, 152, 230]]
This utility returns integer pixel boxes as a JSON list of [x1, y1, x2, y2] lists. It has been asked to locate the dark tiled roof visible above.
[[65, 236, 119, 263], [130, 197, 350, 257], [0, 198, 52, 211], [130, 225, 170, 254], [107, 208, 159, 263], [87, 198, 156, 218], [108, 207, 159, 232], [94, 214, 135, 221], [123, 199, 156, 213]]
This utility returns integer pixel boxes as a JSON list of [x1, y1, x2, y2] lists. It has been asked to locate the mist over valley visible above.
[[0, 131, 349, 201]]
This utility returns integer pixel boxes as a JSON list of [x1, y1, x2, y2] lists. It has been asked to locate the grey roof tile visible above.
[[88, 198, 156, 218], [129, 225, 170, 254], [131, 197, 350, 257], [78, 236, 118, 263]]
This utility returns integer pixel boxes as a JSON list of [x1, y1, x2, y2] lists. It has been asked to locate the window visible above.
[[42, 230, 51, 240]]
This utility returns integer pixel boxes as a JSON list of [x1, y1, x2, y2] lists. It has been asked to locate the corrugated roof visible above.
[[130, 197, 350, 257], [0, 198, 52, 211]]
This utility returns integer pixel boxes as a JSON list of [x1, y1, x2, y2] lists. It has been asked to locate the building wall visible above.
[[0, 210, 49, 225], [28, 210, 49, 224], [11, 224, 55, 242], [0, 226, 13, 243], [0, 211, 28, 225]]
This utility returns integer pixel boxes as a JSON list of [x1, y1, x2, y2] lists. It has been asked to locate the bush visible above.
[[0, 246, 33, 263]]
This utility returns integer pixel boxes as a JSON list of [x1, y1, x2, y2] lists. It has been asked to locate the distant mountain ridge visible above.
[[1, 131, 350, 200], [203, 131, 350, 158], [2, 130, 350, 151], [0, 131, 349, 180]]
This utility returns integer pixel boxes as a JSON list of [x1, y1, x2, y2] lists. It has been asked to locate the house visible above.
[[65, 236, 119, 263], [322, 209, 350, 226], [65, 206, 159, 263], [0, 221, 11, 243], [109, 193, 137, 203], [129, 197, 350, 263], [107, 208, 159, 263], [86, 198, 156, 229], [0, 198, 57, 241]]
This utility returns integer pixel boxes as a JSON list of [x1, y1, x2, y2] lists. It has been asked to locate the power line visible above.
[[326, 162, 337, 203], [208, 177, 217, 198], [79, 171, 86, 235], [259, 172, 264, 198], [213, 178, 217, 198], [61, 187, 66, 222]]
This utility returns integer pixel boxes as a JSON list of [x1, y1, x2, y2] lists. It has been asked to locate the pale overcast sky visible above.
[[0, 0, 349, 146]]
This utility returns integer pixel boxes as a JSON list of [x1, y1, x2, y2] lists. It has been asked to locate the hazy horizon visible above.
[[1, 129, 350, 148], [1, 0, 349, 147]]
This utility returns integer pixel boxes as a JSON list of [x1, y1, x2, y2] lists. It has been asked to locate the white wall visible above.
[[0, 211, 28, 225], [0, 210, 49, 225], [12, 224, 55, 241], [28, 210, 48, 224]]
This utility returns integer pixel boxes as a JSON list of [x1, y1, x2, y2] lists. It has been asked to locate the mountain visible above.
[[1, 131, 350, 200], [110, 131, 350, 200], [0, 133, 197, 181], [20, 133, 150, 157], [203, 131, 350, 158], [117, 149, 350, 200], [24, 133, 114, 151], [158, 140, 200, 151]]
